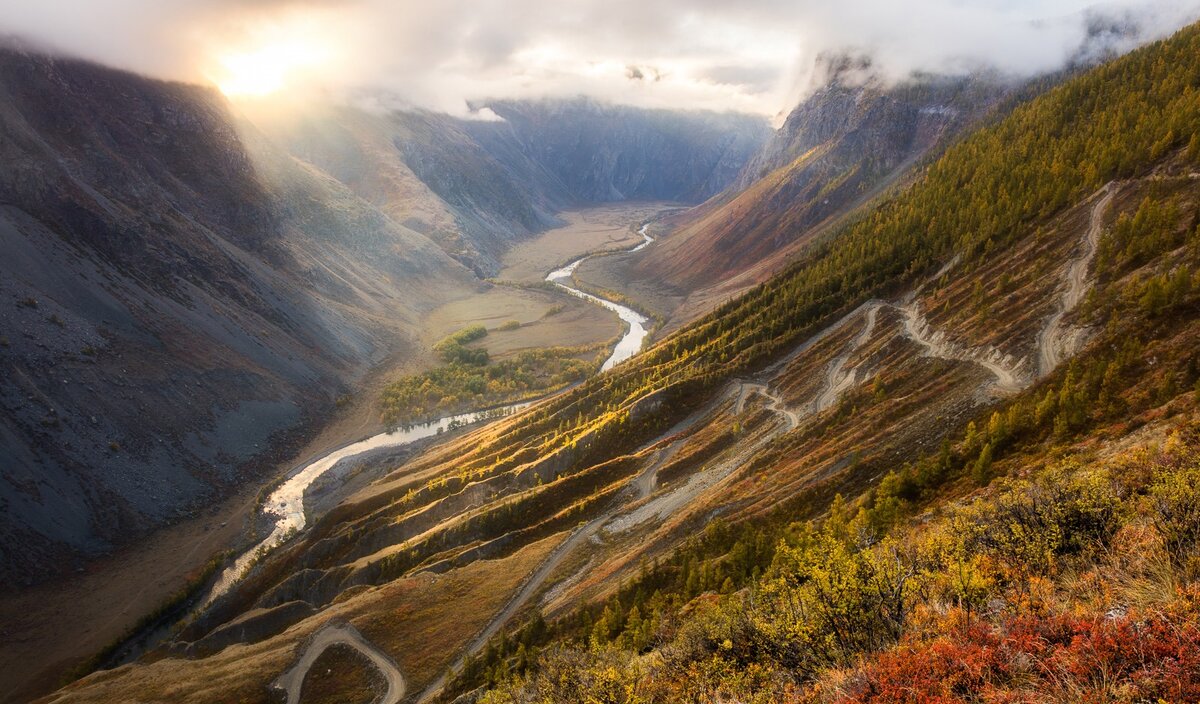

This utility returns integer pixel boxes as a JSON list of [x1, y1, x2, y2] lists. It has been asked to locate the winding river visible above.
[[546, 224, 653, 371], [200, 222, 655, 606]]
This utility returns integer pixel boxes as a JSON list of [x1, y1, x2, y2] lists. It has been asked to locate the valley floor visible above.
[[496, 203, 675, 285]]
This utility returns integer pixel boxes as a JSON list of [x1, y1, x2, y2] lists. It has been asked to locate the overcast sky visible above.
[[3, 0, 1199, 119]]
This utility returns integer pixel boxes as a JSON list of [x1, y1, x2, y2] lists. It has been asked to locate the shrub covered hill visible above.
[[50, 19, 1200, 704]]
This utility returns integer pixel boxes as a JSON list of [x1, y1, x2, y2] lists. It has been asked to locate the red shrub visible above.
[[841, 610, 1200, 703]]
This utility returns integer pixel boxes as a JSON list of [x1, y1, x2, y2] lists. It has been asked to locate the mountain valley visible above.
[[4, 10, 1200, 704]]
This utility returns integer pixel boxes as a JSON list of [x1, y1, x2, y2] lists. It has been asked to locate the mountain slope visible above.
[[237, 104, 565, 277], [465, 98, 771, 204], [0, 49, 477, 588], [461, 28, 1200, 702], [586, 65, 1010, 329]]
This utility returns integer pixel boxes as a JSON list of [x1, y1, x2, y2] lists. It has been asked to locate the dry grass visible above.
[[297, 644, 383, 704]]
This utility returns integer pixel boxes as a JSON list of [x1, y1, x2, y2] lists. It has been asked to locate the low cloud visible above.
[[2, 0, 1198, 118], [700, 64, 782, 95]]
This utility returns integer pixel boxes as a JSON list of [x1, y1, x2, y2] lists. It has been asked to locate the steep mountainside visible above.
[[48, 20, 1200, 704], [600, 63, 1009, 325], [247, 105, 569, 275], [0, 50, 477, 587]]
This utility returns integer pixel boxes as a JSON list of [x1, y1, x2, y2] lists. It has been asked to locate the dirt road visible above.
[[273, 622, 406, 704], [813, 303, 881, 413], [1037, 183, 1116, 376], [896, 300, 1026, 393]]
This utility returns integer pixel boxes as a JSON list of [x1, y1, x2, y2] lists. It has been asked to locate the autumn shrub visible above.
[[739, 527, 921, 677], [841, 608, 1200, 703], [477, 646, 647, 704], [1147, 453, 1200, 574], [950, 465, 1121, 579]]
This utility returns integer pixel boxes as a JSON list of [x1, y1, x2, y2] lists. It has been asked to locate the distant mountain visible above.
[[247, 98, 769, 275], [0, 49, 477, 586], [465, 97, 771, 204]]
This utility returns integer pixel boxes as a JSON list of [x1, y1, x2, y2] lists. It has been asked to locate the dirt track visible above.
[[813, 303, 881, 413], [1037, 183, 1116, 376], [273, 622, 406, 704], [897, 300, 1026, 393]]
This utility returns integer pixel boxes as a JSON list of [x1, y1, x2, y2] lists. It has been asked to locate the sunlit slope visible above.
[[463, 26, 1200, 703]]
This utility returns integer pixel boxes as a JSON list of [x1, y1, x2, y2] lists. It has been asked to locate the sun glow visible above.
[[214, 40, 329, 97], [204, 13, 339, 99]]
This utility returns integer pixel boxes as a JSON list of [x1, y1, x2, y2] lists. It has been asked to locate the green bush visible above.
[[434, 325, 490, 365], [1148, 456, 1200, 573], [951, 465, 1121, 578], [381, 346, 598, 427]]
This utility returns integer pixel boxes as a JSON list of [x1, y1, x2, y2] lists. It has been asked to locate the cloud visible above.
[[700, 64, 782, 95], [2, 0, 1198, 118]]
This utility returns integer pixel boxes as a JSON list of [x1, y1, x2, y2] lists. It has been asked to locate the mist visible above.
[[3, 0, 1199, 119]]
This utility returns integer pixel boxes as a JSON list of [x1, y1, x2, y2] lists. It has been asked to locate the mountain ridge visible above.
[[625, 66, 1012, 303]]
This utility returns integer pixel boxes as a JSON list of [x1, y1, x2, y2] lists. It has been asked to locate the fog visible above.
[[2, 0, 1198, 118]]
